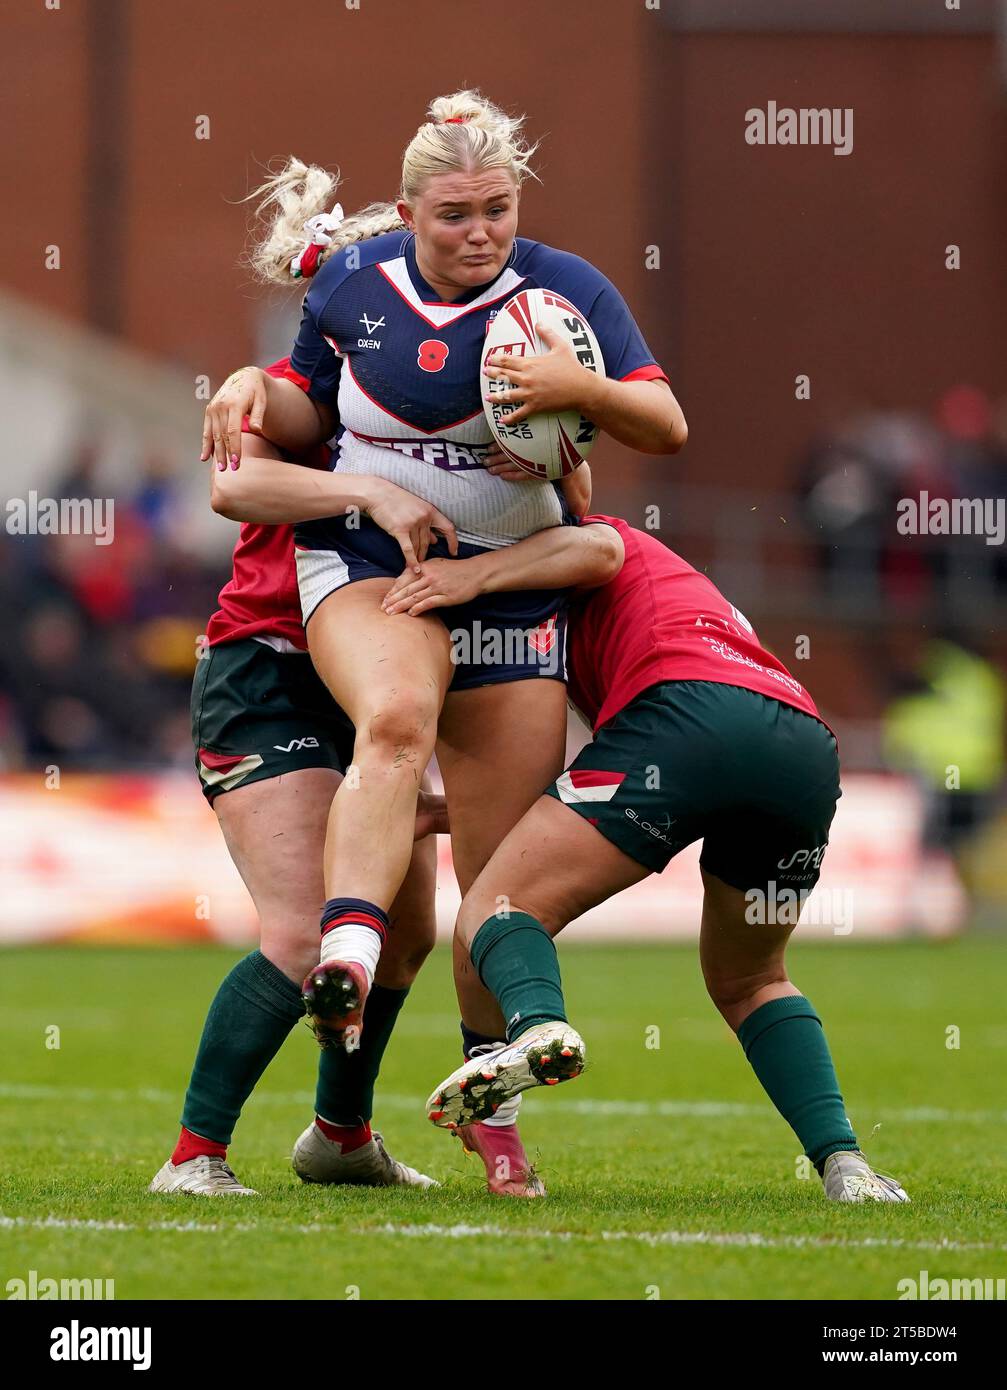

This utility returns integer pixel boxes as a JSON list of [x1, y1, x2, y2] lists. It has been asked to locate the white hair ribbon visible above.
[[304, 206, 344, 245], [292, 206, 345, 279]]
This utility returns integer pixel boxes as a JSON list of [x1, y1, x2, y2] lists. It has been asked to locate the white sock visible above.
[[481, 1094, 522, 1128], [319, 921, 382, 989]]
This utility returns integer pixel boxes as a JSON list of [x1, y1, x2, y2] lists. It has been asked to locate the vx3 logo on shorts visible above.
[[273, 737, 321, 753], [777, 845, 827, 872]]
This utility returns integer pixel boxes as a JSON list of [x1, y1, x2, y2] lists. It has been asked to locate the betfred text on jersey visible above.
[[351, 432, 492, 471]]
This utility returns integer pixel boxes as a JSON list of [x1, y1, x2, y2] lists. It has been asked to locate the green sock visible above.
[[180, 950, 304, 1145], [470, 913, 567, 1042], [314, 984, 409, 1125], [736, 995, 858, 1170]]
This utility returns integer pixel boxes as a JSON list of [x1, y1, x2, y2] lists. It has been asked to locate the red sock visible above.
[[315, 1114, 372, 1153], [171, 1126, 227, 1166]]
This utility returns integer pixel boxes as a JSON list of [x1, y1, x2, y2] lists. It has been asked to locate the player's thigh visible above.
[[697, 704, 839, 1002], [436, 677, 569, 895], [457, 794, 650, 946], [306, 577, 452, 732], [213, 767, 341, 978], [698, 866, 795, 1005]]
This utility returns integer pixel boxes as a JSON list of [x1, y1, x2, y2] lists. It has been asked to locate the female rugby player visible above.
[[189, 132, 609, 1195], [403, 518, 910, 1204], [151, 363, 455, 1197], [183, 430, 614, 1199], [200, 93, 687, 1114]]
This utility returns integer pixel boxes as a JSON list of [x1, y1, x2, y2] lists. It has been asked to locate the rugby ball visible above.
[[482, 288, 606, 481]]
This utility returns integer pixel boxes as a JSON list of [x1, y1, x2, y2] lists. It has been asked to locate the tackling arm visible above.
[[210, 445, 379, 525], [201, 368, 336, 467], [381, 521, 624, 618]]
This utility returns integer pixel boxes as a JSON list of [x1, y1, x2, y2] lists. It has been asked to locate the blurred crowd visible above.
[[2, 387, 1005, 819], [0, 443, 221, 773], [798, 384, 1007, 609], [798, 383, 1007, 871]]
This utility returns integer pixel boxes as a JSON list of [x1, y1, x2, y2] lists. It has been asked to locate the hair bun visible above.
[[426, 89, 522, 142]]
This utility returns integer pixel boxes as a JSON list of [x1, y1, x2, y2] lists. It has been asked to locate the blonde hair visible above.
[[245, 89, 538, 285]]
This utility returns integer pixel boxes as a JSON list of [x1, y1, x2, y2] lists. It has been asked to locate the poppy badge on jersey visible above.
[[418, 339, 450, 373]]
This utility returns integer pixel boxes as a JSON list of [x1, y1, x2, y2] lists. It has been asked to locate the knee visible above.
[[260, 921, 320, 986], [456, 894, 490, 950], [358, 693, 438, 764], [457, 892, 563, 951], [703, 963, 789, 1025]]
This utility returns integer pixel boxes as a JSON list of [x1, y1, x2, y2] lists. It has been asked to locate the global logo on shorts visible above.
[[625, 807, 677, 846]]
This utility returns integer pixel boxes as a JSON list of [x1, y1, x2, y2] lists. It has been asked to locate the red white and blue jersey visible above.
[[568, 516, 827, 733], [284, 232, 668, 549]]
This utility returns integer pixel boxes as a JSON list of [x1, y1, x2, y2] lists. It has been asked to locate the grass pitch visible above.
[[1, 938, 1005, 1300]]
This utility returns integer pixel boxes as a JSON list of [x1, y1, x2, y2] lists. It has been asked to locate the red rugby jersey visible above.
[[204, 359, 330, 651], [567, 515, 824, 732]]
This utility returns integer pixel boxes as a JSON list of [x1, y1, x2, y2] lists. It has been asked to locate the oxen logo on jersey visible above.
[[418, 339, 450, 373], [358, 312, 385, 349]]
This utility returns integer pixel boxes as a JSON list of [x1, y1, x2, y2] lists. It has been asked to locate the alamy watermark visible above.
[[6, 1269, 114, 1299], [897, 1269, 1005, 1301], [449, 616, 561, 676], [4, 491, 114, 545], [745, 101, 853, 157], [50, 1320, 150, 1370], [896, 493, 1004, 546], [745, 882, 854, 936]]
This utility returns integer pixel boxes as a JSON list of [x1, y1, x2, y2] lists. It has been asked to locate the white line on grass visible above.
[[2, 1213, 1005, 1256], [372, 1224, 1007, 1255], [1, 1083, 1005, 1127], [0, 1214, 326, 1236]]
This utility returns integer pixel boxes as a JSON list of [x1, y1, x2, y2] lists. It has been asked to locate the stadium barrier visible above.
[[0, 773, 968, 945]]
